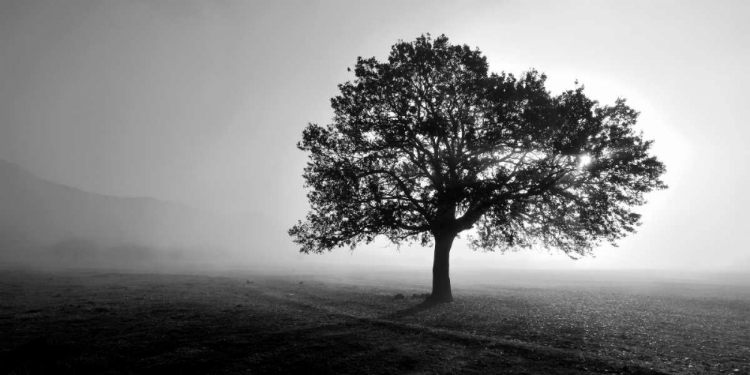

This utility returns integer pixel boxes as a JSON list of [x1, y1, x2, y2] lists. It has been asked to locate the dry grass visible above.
[[0, 269, 748, 374]]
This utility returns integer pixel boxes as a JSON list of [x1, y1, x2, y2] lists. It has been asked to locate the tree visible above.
[[289, 34, 666, 304]]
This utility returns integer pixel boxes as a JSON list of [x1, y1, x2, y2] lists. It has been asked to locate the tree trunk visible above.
[[426, 232, 455, 304]]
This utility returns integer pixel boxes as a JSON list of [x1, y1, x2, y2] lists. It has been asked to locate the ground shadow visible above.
[[380, 299, 438, 319]]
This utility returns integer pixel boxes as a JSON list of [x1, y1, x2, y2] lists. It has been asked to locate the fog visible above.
[[0, 159, 297, 271], [1, 1, 749, 275]]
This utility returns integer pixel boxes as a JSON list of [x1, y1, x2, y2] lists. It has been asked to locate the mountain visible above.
[[0, 159, 293, 268]]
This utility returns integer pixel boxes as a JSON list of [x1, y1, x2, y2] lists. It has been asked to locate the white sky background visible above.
[[1, 0, 748, 271]]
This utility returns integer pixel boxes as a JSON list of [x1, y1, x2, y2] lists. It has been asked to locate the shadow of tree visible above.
[[380, 300, 438, 320]]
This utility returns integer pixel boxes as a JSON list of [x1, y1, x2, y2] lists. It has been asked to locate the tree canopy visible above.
[[289, 34, 666, 302]]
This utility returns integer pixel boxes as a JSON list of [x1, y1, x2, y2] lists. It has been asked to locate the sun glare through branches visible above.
[[579, 154, 592, 169]]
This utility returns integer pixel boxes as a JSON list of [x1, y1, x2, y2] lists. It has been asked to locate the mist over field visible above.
[[0, 159, 296, 271], [3, 154, 747, 300]]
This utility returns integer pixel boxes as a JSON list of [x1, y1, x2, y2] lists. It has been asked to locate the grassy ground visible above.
[[0, 269, 748, 374]]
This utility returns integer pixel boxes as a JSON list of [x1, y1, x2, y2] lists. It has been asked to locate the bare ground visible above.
[[0, 269, 748, 374]]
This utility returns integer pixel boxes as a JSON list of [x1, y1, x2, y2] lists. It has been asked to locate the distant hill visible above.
[[0, 159, 293, 268]]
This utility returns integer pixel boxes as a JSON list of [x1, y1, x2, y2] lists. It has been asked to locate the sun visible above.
[[579, 154, 592, 169]]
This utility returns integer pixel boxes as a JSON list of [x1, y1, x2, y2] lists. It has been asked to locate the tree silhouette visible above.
[[289, 34, 666, 304]]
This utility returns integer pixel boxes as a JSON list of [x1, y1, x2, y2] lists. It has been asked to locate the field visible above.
[[1, 267, 748, 374]]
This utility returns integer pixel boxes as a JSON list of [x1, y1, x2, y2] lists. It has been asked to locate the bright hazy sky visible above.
[[1, 0, 748, 271]]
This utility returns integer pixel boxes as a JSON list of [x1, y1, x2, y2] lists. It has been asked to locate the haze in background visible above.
[[1, 0, 748, 272]]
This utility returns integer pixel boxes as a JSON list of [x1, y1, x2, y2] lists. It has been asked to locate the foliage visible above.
[[290, 34, 666, 258]]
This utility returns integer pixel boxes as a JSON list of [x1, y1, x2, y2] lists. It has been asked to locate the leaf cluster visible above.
[[289, 34, 666, 257]]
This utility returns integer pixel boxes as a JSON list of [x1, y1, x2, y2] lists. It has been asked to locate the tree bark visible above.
[[426, 232, 456, 304]]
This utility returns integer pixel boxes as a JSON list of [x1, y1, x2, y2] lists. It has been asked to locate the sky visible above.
[[1, 0, 748, 271]]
